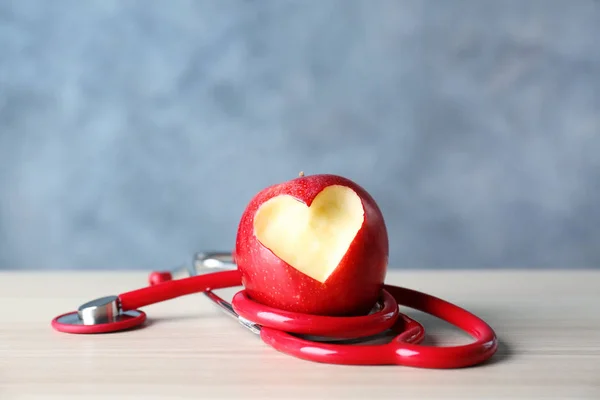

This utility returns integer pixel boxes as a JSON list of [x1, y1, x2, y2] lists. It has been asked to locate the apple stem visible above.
[[299, 171, 305, 177]]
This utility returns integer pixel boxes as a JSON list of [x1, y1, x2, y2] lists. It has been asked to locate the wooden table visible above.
[[0, 269, 598, 399]]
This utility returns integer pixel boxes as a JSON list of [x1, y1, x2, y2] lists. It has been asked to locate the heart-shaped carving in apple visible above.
[[235, 173, 389, 316]]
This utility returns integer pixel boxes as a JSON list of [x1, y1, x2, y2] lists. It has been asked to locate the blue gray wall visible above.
[[1, 0, 599, 270]]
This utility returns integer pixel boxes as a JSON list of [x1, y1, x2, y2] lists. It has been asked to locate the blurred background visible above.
[[1, 0, 599, 271]]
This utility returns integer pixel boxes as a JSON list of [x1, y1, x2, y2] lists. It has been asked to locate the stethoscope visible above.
[[51, 252, 498, 368]]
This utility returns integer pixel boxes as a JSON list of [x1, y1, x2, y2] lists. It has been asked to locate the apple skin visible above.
[[234, 174, 389, 316]]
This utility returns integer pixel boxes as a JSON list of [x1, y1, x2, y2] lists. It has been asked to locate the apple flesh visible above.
[[235, 174, 389, 316]]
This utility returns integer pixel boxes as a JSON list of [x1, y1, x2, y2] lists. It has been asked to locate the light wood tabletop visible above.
[[0, 269, 598, 399]]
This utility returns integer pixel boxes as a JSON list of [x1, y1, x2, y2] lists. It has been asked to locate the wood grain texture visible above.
[[0, 270, 598, 399]]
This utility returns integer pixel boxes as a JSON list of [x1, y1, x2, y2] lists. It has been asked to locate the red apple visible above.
[[234, 173, 389, 316]]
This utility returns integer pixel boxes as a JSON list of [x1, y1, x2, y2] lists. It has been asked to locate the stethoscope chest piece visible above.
[[51, 295, 146, 334]]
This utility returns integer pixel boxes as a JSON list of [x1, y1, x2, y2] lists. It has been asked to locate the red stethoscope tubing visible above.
[[119, 270, 242, 310], [230, 289, 400, 339], [123, 270, 403, 339], [257, 284, 498, 368]]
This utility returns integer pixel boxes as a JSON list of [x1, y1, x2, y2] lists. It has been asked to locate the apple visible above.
[[234, 172, 389, 316]]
